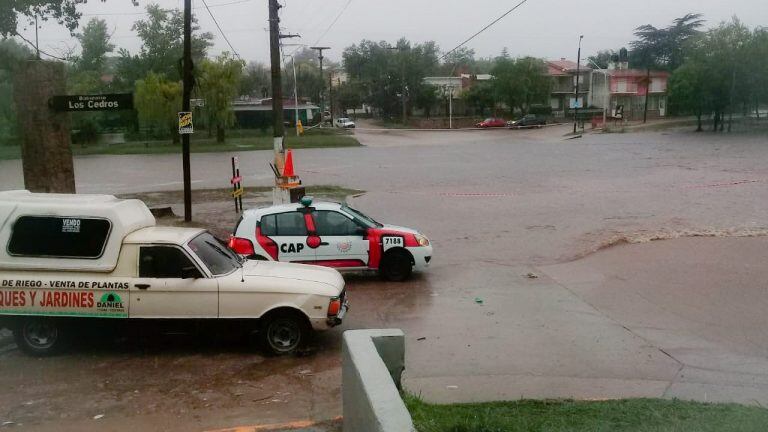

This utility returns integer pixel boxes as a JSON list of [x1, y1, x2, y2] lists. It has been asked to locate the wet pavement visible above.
[[2, 125, 768, 429]]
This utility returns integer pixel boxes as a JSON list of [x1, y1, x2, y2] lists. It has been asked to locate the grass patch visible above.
[[0, 129, 359, 161], [404, 395, 768, 432]]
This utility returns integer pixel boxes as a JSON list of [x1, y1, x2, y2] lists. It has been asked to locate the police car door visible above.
[[260, 211, 315, 263], [310, 210, 368, 268]]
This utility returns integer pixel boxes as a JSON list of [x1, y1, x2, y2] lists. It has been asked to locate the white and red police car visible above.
[[229, 198, 432, 281]]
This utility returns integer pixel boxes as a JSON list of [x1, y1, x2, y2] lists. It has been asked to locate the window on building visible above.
[[550, 98, 560, 109], [7, 216, 111, 258]]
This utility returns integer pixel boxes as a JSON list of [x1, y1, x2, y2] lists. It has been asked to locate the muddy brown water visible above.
[[3, 125, 768, 429]]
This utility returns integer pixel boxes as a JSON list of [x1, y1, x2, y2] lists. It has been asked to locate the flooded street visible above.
[[2, 125, 768, 430]]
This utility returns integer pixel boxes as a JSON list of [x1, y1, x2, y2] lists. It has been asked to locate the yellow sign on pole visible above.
[[178, 111, 193, 134], [232, 187, 244, 198]]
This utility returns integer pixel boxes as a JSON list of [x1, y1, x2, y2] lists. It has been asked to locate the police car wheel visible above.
[[260, 312, 308, 355], [381, 249, 413, 282], [14, 318, 65, 356]]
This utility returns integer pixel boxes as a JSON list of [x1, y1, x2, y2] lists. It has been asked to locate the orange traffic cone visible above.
[[283, 149, 295, 177]]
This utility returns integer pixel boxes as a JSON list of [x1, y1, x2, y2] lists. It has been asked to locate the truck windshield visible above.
[[341, 205, 382, 228], [188, 232, 241, 276]]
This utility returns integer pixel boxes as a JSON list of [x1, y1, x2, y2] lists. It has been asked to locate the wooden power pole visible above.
[[181, 0, 193, 221]]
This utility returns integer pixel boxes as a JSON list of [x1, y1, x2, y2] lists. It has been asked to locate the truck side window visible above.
[[139, 246, 200, 278], [313, 211, 360, 236], [8, 216, 111, 258]]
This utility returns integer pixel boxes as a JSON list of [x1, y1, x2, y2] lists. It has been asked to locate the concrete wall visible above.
[[342, 329, 416, 432]]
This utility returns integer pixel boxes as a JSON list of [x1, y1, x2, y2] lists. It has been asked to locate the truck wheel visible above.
[[13, 318, 66, 356], [380, 249, 413, 282], [260, 311, 308, 355]]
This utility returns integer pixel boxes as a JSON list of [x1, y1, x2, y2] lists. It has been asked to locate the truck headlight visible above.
[[414, 234, 430, 247]]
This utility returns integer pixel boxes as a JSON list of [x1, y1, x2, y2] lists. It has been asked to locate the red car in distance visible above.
[[475, 117, 506, 128]]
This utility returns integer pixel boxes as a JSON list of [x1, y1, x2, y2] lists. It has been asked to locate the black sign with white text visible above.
[[49, 94, 133, 112]]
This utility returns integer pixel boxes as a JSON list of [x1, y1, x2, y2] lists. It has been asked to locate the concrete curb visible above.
[[342, 329, 415, 432]]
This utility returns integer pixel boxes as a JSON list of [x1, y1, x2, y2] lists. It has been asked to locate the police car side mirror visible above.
[[181, 266, 200, 279]]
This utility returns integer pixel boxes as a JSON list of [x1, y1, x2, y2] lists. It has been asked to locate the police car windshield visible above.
[[188, 232, 241, 276], [342, 205, 381, 228]]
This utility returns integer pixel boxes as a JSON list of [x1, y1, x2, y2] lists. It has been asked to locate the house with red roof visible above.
[[589, 68, 670, 121], [545, 58, 591, 119]]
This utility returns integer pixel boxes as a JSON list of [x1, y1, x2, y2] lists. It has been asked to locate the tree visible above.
[[240, 61, 270, 97], [413, 84, 440, 118], [342, 38, 439, 120], [491, 56, 549, 115], [440, 47, 476, 75], [198, 52, 244, 143], [0, 1, 82, 37], [336, 82, 363, 113], [115, 4, 213, 87], [630, 13, 705, 70], [463, 81, 495, 116], [75, 18, 114, 73], [0, 39, 33, 146], [587, 49, 618, 69], [134, 72, 182, 144]]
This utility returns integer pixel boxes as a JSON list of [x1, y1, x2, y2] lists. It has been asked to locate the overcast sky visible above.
[[15, 0, 768, 66]]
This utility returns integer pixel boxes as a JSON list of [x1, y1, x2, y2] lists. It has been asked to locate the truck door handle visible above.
[[134, 283, 150, 290]]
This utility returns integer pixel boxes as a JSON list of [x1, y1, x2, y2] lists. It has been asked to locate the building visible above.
[[230, 97, 320, 128], [589, 68, 669, 121], [546, 59, 591, 119]]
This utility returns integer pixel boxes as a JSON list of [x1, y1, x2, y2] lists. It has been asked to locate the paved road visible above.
[[3, 125, 768, 430]]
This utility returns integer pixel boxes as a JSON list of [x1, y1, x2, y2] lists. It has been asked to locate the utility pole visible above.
[[642, 67, 650, 124], [34, 15, 40, 59], [269, 0, 284, 147], [181, 0, 193, 222], [573, 35, 583, 134], [310, 46, 330, 125]]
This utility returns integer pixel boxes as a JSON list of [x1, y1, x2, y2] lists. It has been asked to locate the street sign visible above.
[[49, 93, 133, 112], [178, 112, 193, 134]]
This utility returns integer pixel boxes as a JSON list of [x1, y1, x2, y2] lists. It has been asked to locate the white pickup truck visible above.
[[0, 191, 348, 356]]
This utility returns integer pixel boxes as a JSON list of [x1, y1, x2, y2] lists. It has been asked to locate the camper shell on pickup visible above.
[[0, 191, 347, 356]]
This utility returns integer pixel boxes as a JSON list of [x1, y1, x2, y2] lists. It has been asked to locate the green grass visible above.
[[404, 395, 768, 432], [0, 129, 360, 160]]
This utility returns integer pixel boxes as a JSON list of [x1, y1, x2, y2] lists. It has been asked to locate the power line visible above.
[[440, 0, 532, 60], [82, 0, 253, 17], [200, 0, 242, 59], [13, 32, 71, 62], [312, 0, 352, 46]]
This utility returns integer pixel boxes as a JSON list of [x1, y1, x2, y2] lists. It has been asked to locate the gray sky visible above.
[[15, 0, 768, 66]]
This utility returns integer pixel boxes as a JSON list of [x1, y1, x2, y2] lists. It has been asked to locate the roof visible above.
[[546, 59, 591, 76], [124, 226, 204, 245], [609, 69, 670, 78], [0, 191, 155, 272], [243, 200, 343, 218]]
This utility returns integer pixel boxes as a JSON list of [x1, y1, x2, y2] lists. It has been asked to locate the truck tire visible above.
[[259, 310, 309, 355], [380, 249, 413, 282], [13, 317, 67, 356]]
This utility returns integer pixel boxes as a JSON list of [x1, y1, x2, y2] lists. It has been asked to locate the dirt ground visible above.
[[3, 124, 768, 430]]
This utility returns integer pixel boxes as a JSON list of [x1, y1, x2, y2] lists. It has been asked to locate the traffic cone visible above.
[[283, 149, 295, 177]]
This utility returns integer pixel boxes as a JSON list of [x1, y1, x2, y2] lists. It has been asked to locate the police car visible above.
[[229, 198, 432, 281]]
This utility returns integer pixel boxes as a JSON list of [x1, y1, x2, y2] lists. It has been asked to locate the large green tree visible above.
[[75, 18, 114, 73], [134, 72, 182, 143], [240, 61, 270, 98], [198, 52, 244, 143], [115, 4, 212, 88], [491, 56, 550, 115], [630, 13, 705, 70], [342, 38, 440, 120]]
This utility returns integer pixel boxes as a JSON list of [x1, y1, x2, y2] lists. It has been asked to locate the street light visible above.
[[573, 35, 584, 134]]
